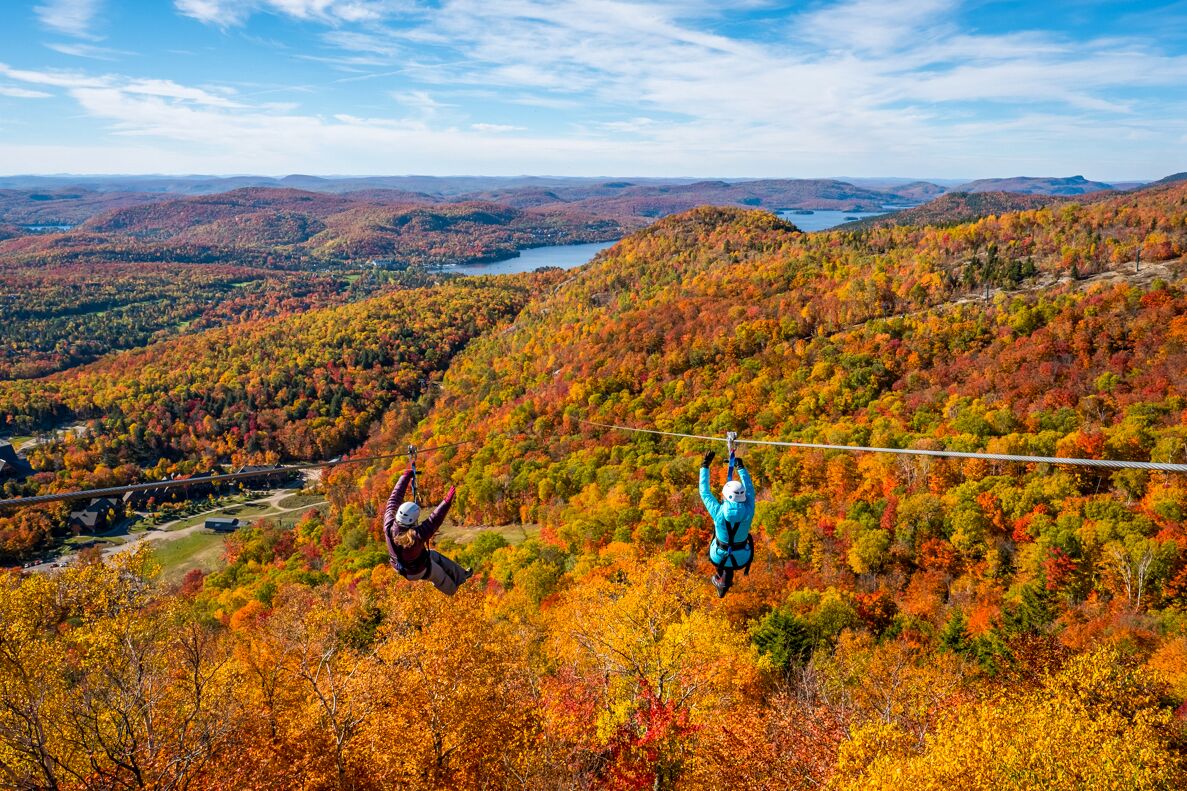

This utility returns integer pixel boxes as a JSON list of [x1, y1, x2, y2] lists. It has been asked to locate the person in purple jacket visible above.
[[383, 467, 471, 595]]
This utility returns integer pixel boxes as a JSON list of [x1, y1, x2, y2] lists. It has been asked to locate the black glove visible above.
[[702, 450, 716, 467], [734, 456, 745, 470]]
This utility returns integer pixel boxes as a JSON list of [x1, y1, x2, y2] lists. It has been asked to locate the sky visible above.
[[0, 0, 1185, 179]]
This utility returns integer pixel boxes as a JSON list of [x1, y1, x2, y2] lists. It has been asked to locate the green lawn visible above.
[[222, 502, 271, 517], [152, 532, 228, 583], [162, 501, 271, 531], [277, 493, 325, 510], [64, 535, 124, 549]]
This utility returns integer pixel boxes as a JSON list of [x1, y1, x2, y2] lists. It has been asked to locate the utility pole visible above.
[[1135, 246, 1141, 275]]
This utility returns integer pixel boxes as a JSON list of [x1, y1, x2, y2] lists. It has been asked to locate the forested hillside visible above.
[[844, 191, 1076, 230], [0, 189, 627, 269], [0, 263, 387, 379], [2, 183, 1187, 789], [0, 276, 536, 558]]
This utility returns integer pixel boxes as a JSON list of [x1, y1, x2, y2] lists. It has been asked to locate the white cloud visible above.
[[46, 42, 134, 60], [174, 0, 409, 27], [6, 1, 1187, 177], [0, 64, 242, 108], [173, 0, 250, 26], [599, 117, 657, 133], [35, 0, 103, 39], [798, 0, 957, 54], [389, 88, 448, 119], [0, 86, 53, 99], [471, 123, 525, 133], [0, 63, 109, 89]]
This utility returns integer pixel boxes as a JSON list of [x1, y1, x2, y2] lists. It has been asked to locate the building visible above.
[[0, 441, 31, 481], [234, 465, 297, 489], [123, 469, 227, 509], [68, 497, 120, 533], [205, 517, 241, 532]]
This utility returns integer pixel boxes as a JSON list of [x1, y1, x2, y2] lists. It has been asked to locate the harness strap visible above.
[[714, 520, 742, 573], [713, 521, 755, 575], [408, 444, 420, 505]]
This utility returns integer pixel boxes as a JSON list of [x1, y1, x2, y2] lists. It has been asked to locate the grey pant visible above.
[[406, 550, 471, 596]]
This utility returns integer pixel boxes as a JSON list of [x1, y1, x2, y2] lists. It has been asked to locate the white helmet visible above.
[[395, 501, 421, 527], [722, 481, 746, 503]]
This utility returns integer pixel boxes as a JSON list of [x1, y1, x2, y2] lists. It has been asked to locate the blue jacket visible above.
[[700, 466, 755, 569]]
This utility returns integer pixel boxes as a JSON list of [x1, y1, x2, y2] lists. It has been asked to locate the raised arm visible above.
[[737, 459, 755, 501], [382, 469, 413, 534], [419, 485, 457, 542], [699, 466, 721, 521]]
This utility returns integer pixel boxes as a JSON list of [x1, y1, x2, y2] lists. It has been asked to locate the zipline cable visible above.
[[10, 413, 1187, 511], [0, 440, 473, 510], [576, 419, 1187, 474]]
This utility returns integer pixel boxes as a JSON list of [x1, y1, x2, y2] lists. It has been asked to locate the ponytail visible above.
[[393, 528, 418, 549]]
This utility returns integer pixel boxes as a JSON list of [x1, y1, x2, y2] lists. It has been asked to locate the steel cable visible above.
[[576, 418, 1187, 473]]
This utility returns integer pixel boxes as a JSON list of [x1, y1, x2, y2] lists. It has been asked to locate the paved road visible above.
[[26, 491, 327, 573]]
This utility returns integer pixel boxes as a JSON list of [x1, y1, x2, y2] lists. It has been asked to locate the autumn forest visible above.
[[3, 176, 1187, 789]]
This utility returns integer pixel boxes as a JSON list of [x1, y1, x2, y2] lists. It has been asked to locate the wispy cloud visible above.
[[35, 0, 103, 38], [0, 64, 242, 107], [471, 122, 525, 133], [174, 0, 409, 27], [0, 86, 53, 99], [46, 42, 133, 60], [5, 0, 1187, 176]]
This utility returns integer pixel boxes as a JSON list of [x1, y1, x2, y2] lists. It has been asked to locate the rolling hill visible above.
[[842, 191, 1077, 229], [954, 175, 1116, 195]]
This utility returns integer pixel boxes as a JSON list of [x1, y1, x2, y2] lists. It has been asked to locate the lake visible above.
[[22, 224, 74, 233], [449, 209, 896, 276], [776, 209, 887, 231], [450, 241, 617, 275]]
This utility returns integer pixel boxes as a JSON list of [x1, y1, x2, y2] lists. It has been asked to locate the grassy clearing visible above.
[[438, 523, 541, 546], [222, 502, 271, 518], [273, 512, 311, 530], [152, 532, 227, 584], [162, 502, 272, 532], [277, 493, 325, 510], [64, 535, 124, 549]]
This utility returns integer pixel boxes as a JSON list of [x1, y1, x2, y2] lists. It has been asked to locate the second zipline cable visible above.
[[576, 418, 1187, 474], [0, 440, 474, 509]]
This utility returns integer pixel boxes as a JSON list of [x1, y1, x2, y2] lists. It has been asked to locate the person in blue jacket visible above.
[[699, 449, 755, 598]]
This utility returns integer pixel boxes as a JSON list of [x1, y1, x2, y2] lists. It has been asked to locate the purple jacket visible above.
[[383, 469, 456, 575]]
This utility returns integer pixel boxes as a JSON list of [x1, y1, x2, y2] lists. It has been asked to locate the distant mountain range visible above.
[[953, 175, 1115, 195], [0, 172, 1155, 202], [842, 174, 1187, 230], [1, 173, 1183, 248]]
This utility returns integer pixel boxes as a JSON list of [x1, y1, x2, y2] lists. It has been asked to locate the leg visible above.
[[401, 565, 429, 582], [712, 567, 734, 598], [426, 550, 471, 596]]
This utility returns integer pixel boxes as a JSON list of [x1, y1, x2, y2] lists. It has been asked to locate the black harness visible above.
[[713, 519, 754, 576], [396, 546, 432, 578]]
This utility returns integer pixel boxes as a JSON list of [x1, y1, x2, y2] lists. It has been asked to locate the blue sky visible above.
[[0, 0, 1185, 178]]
